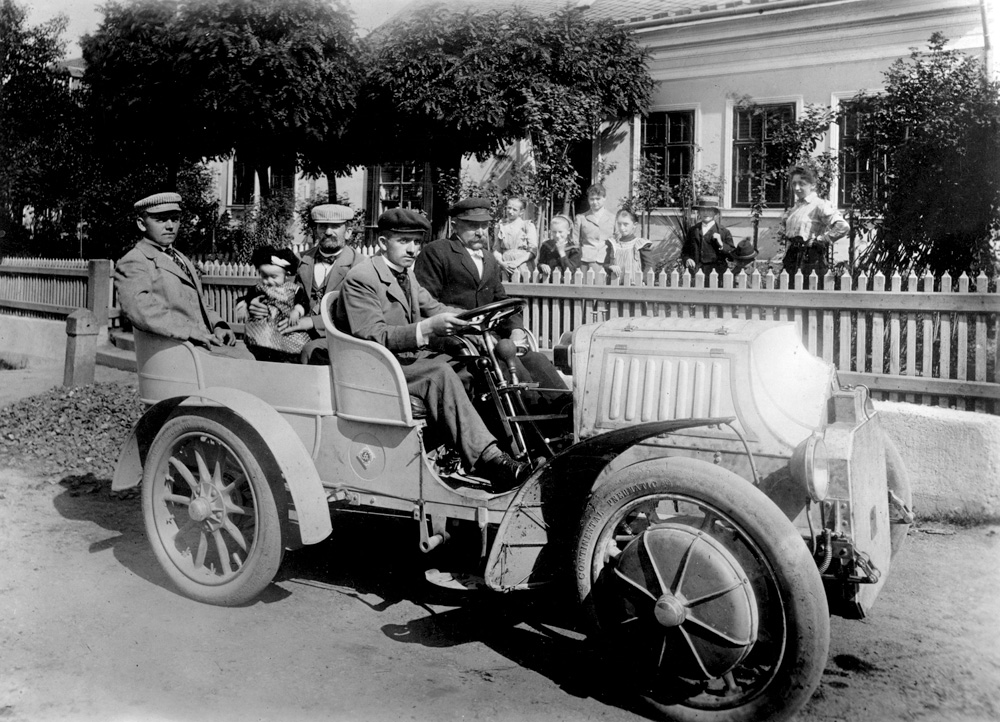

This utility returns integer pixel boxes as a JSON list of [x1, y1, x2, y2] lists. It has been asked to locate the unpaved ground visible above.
[[0, 465, 998, 722]]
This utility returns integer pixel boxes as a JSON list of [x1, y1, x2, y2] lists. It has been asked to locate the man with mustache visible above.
[[415, 197, 568, 408]]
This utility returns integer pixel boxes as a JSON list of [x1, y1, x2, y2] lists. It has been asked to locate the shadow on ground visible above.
[[49, 476, 650, 718]]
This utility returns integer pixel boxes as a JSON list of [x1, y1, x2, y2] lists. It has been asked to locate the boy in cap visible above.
[[682, 195, 735, 278], [115, 192, 249, 358], [336, 208, 531, 494], [415, 197, 568, 408], [244, 203, 363, 364]]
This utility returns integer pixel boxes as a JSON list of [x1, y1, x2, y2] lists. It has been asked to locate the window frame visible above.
[[729, 99, 798, 209], [635, 107, 698, 208], [367, 162, 432, 218], [832, 93, 887, 210]]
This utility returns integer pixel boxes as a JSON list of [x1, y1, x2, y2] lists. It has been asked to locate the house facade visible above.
[[211, 0, 992, 256], [589, 0, 992, 264]]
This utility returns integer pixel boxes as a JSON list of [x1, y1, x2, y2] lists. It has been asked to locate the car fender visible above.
[[112, 387, 332, 546], [485, 417, 734, 592]]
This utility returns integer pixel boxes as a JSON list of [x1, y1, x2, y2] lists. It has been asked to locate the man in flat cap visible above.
[[115, 192, 249, 357], [415, 197, 568, 408], [245, 202, 363, 364], [335, 208, 531, 494]]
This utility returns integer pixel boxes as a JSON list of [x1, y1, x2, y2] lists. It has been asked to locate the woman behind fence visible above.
[[780, 166, 849, 286]]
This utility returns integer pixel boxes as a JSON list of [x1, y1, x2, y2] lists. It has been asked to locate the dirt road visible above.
[[1, 465, 998, 722]]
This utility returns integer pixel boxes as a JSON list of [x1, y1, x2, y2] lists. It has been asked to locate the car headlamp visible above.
[[790, 434, 829, 502]]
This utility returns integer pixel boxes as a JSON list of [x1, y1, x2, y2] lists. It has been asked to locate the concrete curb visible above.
[[0, 315, 82, 362], [875, 400, 1000, 520]]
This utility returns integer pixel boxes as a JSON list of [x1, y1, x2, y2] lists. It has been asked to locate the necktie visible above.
[[165, 246, 196, 285], [394, 269, 411, 302]]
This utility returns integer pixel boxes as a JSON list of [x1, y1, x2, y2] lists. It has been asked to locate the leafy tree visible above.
[[230, 190, 296, 263], [352, 4, 653, 233], [850, 33, 1000, 278], [0, 0, 85, 255], [620, 155, 671, 238], [82, 0, 362, 199]]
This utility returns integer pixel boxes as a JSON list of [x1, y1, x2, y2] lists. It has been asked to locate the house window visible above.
[[232, 157, 256, 206], [374, 162, 426, 215], [731, 102, 795, 208], [270, 163, 296, 196], [640, 110, 694, 205], [838, 101, 886, 208]]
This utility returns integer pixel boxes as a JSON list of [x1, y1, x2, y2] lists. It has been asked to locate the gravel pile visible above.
[[0, 381, 144, 479]]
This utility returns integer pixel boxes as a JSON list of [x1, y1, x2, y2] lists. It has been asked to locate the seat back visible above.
[[320, 291, 416, 427]]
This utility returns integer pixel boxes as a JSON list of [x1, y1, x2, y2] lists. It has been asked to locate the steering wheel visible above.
[[454, 298, 525, 335]]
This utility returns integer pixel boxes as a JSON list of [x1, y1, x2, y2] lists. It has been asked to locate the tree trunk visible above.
[[256, 163, 271, 201], [430, 150, 462, 239]]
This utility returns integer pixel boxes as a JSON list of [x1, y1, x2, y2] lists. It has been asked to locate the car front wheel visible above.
[[576, 456, 829, 722]]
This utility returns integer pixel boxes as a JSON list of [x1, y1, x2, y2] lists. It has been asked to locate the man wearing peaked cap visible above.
[[415, 196, 569, 411], [114, 192, 251, 358], [448, 197, 493, 222], [245, 202, 364, 364], [333, 207, 531, 494], [133, 192, 181, 214]]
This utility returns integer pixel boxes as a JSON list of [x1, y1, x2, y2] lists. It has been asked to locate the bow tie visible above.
[[315, 253, 337, 264], [470, 250, 484, 259]]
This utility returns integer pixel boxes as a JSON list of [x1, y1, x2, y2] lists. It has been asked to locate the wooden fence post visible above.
[[87, 259, 111, 328], [64, 309, 98, 387]]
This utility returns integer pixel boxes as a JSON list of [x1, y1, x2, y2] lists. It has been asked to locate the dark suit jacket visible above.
[[414, 236, 523, 336], [296, 245, 364, 333], [114, 239, 225, 341], [334, 255, 458, 359], [682, 221, 735, 272]]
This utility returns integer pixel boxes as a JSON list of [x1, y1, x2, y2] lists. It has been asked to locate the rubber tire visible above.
[[884, 435, 912, 558], [142, 410, 284, 606], [575, 456, 830, 722]]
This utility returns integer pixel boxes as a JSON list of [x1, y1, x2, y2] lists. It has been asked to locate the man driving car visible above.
[[334, 208, 532, 494]]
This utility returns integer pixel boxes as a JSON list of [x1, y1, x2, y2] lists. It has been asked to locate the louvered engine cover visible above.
[[571, 317, 837, 458]]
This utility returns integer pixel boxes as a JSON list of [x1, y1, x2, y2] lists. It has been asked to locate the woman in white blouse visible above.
[[780, 166, 849, 285]]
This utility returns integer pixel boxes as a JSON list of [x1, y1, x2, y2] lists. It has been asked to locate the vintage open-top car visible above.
[[113, 294, 912, 722]]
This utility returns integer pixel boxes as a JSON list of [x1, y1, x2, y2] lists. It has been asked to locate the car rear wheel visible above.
[[575, 457, 829, 722], [142, 411, 284, 606]]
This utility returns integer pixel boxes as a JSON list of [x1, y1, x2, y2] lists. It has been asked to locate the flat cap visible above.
[[310, 204, 354, 223], [134, 192, 182, 214], [377, 208, 431, 234], [448, 197, 492, 221]]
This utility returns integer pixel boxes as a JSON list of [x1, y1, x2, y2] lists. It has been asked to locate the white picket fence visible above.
[[1, 254, 996, 413]]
